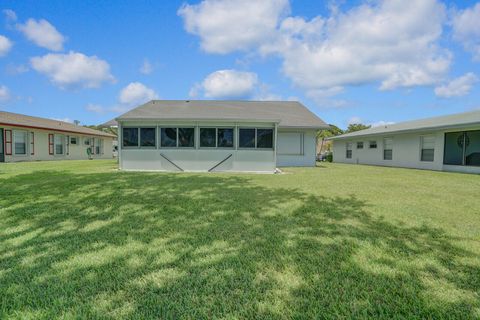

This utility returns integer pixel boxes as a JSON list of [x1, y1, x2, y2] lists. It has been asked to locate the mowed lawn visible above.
[[0, 160, 479, 319]]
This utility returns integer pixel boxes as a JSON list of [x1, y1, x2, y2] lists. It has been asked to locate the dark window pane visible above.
[[161, 128, 177, 147], [465, 130, 480, 166], [56, 144, 63, 155], [218, 128, 234, 148], [239, 128, 255, 148], [15, 143, 26, 155], [140, 128, 156, 147], [421, 149, 434, 162], [369, 141, 377, 148], [123, 128, 138, 147], [384, 149, 392, 160], [257, 129, 273, 148], [178, 128, 195, 147], [346, 150, 352, 158], [444, 132, 464, 165], [200, 128, 216, 147], [357, 142, 363, 149]]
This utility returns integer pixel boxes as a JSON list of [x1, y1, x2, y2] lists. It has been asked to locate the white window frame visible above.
[[346, 142, 353, 159], [13, 130, 28, 156], [54, 134, 65, 155], [420, 135, 435, 162], [383, 137, 393, 160]]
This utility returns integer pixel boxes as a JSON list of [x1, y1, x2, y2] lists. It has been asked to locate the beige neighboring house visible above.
[[0, 111, 115, 163]]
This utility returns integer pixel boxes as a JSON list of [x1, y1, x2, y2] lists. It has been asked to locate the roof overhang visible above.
[[329, 122, 480, 141], [0, 122, 116, 138]]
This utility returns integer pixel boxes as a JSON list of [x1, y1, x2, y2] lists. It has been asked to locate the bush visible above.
[[326, 153, 333, 162]]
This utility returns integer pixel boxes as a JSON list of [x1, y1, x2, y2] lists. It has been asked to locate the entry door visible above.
[[0, 128, 4, 162]]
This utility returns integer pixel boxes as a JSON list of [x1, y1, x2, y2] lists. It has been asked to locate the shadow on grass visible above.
[[0, 170, 479, 319]]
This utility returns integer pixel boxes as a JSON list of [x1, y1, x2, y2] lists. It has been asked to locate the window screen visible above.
[[178, 128, 195, 147], [239, 129, 255, 148], [140, 128, 156, 147], [200, 128, 216, 147], [218, 128, 234, 148], [55, 134, 64, 155], [123, 128, 139, 147], [161, 128, 177, 147], [257, 129, 273, 148], [346, 142, 353, 159]]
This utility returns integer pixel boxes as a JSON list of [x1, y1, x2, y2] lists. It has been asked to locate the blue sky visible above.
[[0, 0, 479, 129]]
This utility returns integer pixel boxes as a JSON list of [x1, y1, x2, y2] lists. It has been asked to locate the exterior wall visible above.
[[2, 125, 113, 163], [332, 126, 480, 174], [119, 121, 277, 173], [276, 129, 317, 167]]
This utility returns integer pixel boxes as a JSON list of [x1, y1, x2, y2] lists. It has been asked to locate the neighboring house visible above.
[[0, 111, 115, 163], [116, 100, 328, 172], [330, 110, 480, 174]]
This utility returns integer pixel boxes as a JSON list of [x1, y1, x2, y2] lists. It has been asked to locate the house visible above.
[[330, 110, 480, 174], [116, 100, 328, 172], [0, 111, 115, 163]]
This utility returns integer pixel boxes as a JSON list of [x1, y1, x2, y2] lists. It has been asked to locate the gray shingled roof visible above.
[[116, 100, 329, 129], [331, 110, 480, 140], [0, 111, 116, 138]]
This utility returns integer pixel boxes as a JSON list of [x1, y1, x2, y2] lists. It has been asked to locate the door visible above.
[[0, 128, 4, 162]]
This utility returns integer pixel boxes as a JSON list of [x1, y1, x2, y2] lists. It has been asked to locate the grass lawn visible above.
[[0, 160, 479, 319]]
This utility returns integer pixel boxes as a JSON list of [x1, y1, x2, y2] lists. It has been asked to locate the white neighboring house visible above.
[[0, 111, 115, 163], [330, 110, 480, 174], [116, 100, 329, 173]]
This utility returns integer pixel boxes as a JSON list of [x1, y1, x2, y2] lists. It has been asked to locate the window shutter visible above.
[[92, 138, 95, 155], [48, 134, 54, 155], [30, 132, 35, 155], [5, 130, 12, 155], [66, 135, 70, 155]]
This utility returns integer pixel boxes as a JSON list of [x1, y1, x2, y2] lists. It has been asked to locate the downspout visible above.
[[274, 123, 278, 172]]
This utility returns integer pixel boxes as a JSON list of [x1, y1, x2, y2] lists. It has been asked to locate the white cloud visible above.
[[3, 9, 17, 22], [17, 18, 65, 51], [192, 69, 258, 99], [118, 82, 158, 106], [178, 0, 289, 54], [180, 0, 451, 97], [0, 35, 13, 57], [53, 117, 73, 123], [272, 0, 450, 92], [452, 3, 480, 60], [85, 103, 106, 114], [30, 51, 115, 89], [0, 85, 11, 102], [434, 72, 478, 98], [370, 120, 395, 127], [140, 59, 154, 75]]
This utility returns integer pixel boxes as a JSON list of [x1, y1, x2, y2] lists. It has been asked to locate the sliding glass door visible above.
[[444, 130, 480, 167]]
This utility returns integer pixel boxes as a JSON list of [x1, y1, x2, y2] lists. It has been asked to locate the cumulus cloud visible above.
[[30, 51, 115, 89], [452, 3, 480, 60], [178, 0, 289, 54], [17, 18, 65, 51], [180, 0, 451, 97], [191, 69, 259, 99], [0, 35, 13, 57], [118, 82, 158, 106], [434, 72, 478, 98], [0, 85, 11, 102]]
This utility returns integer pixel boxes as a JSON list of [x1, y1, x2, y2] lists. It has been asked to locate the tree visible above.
[[345, 123, 370, 133], [317, 124, 344, 154]]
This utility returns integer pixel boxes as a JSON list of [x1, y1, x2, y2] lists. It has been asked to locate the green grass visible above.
[[0, 160, 479, 319]]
